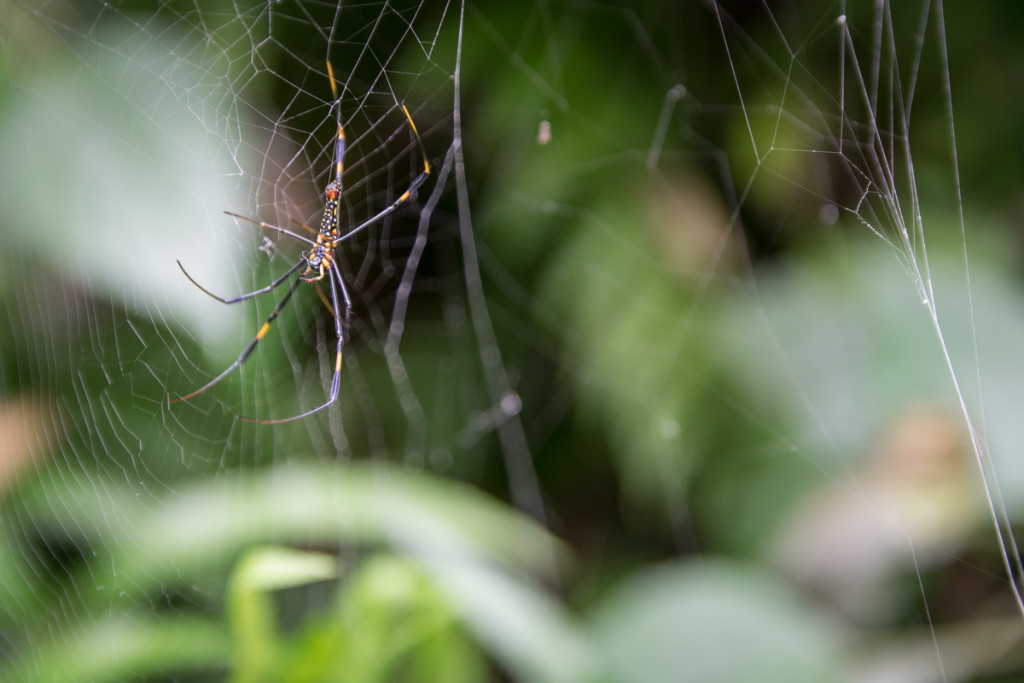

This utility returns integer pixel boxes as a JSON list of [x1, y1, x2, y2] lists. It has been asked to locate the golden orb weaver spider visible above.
[[170, 61, 431, 424]]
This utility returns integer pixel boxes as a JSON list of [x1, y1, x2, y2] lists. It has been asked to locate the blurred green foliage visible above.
[[2, 0, 1024, 681]]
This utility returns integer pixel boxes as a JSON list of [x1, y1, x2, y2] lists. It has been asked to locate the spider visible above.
[[170, 61, 431, 424]]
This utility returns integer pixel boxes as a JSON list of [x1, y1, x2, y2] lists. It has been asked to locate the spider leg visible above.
[[326, 60, 346, 182], [329, 255, 354, 315], [243, 262, 350, 424], [290, 218, 319, 236], [335, 104, 431, 243], [169, 275, 304, 405], [177, 258, 305, 304], [224, 211, 316, 245], [313, 282, 334, 315]]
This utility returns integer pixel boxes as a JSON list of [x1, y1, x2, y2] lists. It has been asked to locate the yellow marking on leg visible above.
[[400, 104, 430, 174], [401, 104, 419, 135], [257, 322, 271, 339], [326, 61, 338, 99], [399, 190, 410, 202], [335, 352, 343, 372]]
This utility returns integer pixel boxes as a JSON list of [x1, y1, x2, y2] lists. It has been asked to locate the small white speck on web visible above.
[[500, 391, 522, 416], [537, 120, 552, 145], [819, 203, 839, 225], [259, 236, 276, 259]]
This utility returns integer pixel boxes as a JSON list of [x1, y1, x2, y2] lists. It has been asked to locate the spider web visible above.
[[2, 0, 1024, 680]]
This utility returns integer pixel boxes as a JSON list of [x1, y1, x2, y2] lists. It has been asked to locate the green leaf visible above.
[[227, 546, 339, 683], [423, 555, 600, 683], [284, 554, 486, 683], [18, 460, 563, 606], [590, 558, 846, 683], [0, 613, 229, 683]]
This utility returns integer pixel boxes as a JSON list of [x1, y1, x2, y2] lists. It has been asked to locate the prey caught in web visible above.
[[170, 61, 432, 424]]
